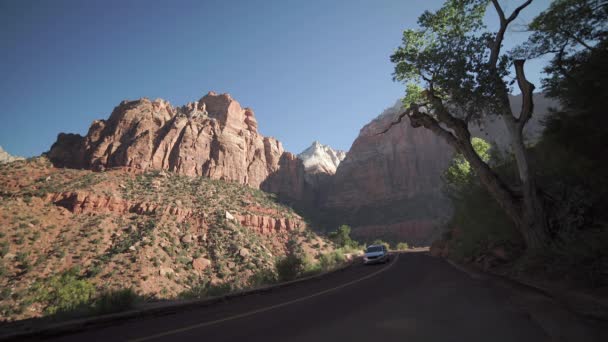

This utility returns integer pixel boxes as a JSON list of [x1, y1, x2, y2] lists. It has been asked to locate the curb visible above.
[[444, 257, 608, 322], [0, 258, 358, 341]]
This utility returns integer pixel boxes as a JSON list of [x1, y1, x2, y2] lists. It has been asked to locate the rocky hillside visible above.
[[47, 91, 306, 201], [320, 101, 454, 244], [0, 146, 23, 164], [0, 157, 331, 321]]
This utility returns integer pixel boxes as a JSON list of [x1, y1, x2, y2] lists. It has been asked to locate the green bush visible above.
[[179, 282, 233, 299], [92, 288, 138, 315], [248, 268, 277, 287], [0, 241, 8, 258], [318, 250, 345, 271], [371, 239, 390, 250], [328, 225, 357, 248], [276, 254, 305, 282], [32, 269, 96, 315], [396, 242, 409, 250]]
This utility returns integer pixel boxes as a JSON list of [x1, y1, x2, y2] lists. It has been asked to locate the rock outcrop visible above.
[[0, 146, 24, 164], [46, 190, 304, 236], [319, 100, 453, 244], [48, 92, 289, 190]]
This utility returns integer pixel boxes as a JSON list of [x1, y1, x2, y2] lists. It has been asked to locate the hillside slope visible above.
[[0, 157, 331, 321]]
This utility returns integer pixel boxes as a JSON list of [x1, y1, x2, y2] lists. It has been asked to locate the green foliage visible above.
[[392, 0, 509, 120], [92, 289, 139, 315], [0, 240, 8, 258], [517, 0, 607, 60], [0, 261, 6, 278], [443, 137, 491, 195], [179, 282, 234, 299], [276, 254, 305, 282], [371, 239, 390, 250], [31, 269, 96, 315], [327, 225, 356, 248], [317, 251, 345, 271], [402, 83, 424, 108], [396, 242, 409, 250], [442, 136, 521, 260], [248, 268, 278, 287]]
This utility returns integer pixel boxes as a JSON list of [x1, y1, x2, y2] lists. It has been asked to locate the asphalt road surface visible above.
[[26, 252, 607, 342]]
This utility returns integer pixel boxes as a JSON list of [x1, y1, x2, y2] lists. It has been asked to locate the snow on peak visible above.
[[298, 141, 346, 175], [0, 146, 24, 164]]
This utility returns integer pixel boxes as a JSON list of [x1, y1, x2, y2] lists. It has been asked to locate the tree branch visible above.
[[376, 109, 409, 135], [506, 0, 534, 24], [489, 0, 534, 68], [407, 106, 461, 149], [513, 59, 535, 129]]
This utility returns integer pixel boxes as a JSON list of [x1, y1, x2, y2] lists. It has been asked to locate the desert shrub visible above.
[[248, 268, 277, 287], [179, 282, 233, 299], [0, 240, 8, 258], [396, 242, 409, 250], [318, 250, 345, 271], [31, 269, 96, 315], [371, 239, 390, 250], [276, 254, 305, 282], [328, 225, 357, 248], [92, 288, 139, 315]]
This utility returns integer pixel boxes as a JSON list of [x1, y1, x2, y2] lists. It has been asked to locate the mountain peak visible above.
[[298, 141, 346, 175], [0, 146, 24, 164]]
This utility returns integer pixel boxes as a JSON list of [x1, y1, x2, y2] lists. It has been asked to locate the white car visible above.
[[363, 244, 390, 264]]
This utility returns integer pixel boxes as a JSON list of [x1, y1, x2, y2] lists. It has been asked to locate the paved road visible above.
[[29, 252, 606, 342]]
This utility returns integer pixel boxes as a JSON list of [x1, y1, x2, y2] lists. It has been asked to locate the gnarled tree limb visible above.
[[513, 59, 535, 129]]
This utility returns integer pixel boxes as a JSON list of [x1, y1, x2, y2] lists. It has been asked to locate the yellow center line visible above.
[[129, 253, 400, 342]]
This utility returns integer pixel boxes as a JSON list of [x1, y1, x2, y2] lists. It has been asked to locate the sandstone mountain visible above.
[[320, 100, 454, 244], [0, 146, 24, 164], [47, 92, 305, 200], [40, 90, 556, 249]]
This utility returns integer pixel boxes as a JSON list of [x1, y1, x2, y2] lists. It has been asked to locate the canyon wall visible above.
[[318, 100, 453, 245]]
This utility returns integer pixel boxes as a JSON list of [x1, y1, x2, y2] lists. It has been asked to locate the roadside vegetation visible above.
[[402, 0, 608, 289]]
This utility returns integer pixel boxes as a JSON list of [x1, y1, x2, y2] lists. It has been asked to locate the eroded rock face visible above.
[[321, 101, 454, 244], [48, 92, 288, 189]]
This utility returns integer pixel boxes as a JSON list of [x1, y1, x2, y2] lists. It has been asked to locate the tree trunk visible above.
[[504, 118, 550, 250], [458, 137, 524, 229]]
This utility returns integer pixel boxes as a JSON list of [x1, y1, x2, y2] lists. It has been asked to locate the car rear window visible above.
[[366, 246, 383, 253]]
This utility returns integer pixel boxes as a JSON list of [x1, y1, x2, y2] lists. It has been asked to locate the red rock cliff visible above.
[[48, 92, 297, 191], [320, 101, 454, 244]]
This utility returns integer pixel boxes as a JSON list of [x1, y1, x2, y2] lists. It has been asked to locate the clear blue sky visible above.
[[0, 0, 551, 157]]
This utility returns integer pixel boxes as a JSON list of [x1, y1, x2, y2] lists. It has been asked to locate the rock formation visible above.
[[47, 92, 295, 191], [0, 146, 24, 164], [44, 90, 555, 246], [320, 100, 453, 245]]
